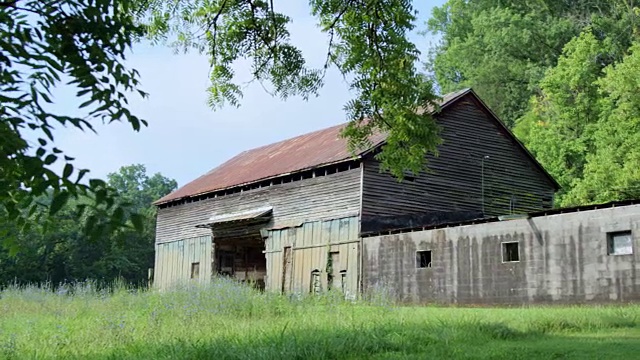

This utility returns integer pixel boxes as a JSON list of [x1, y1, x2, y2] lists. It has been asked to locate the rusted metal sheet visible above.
[[154, 236, 212, 290], [155, 126, 385, 205], [264, 216, 359, 298]]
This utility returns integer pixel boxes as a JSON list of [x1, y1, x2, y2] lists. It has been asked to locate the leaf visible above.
[[50, 191, 70, 215], [130, 213, 144, 232], [63, 163, 73, 178], [44, 154, 57, 165]]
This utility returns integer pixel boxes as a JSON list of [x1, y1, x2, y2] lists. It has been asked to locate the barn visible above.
[[152, 88, 559, 296]]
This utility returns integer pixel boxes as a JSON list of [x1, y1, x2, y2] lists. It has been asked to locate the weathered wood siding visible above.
[[265, 216, 359, 298], [154, 235, 212, 290], [156, 168, 362, 244], [361, 95, 556, 217]]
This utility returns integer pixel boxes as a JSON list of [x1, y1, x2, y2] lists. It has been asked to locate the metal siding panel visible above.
[[329, 219, 339, 244], [347, 242, 359, 299], [350, 217, 358, 239], [302, 223, 311, 247], [174, 241, 181, 285], [262, 216, 359, 295], [173, 241, 179, 284], [160, 244, 168, 289], [177, 240, 184, 283], [265, 251, 273, 292], [293, 247, 304, 293], [266, 232, 274, 252], [266, 252, 273, 291], [204, 236, 212, 283], [166, 243, 174, 288], [156, 244, 163, 289], [321, 220, 331, 247], [274, 250, 279, 292], [194, 237, 201, 282], [265, 252, 272, 291], [152, 236, 215, 290], [318, 245, 327, 291], [272, 231, 279, 250], [303, 247, 312, 293], [169, 242, 176, 287], [153, 244, 161, 288]]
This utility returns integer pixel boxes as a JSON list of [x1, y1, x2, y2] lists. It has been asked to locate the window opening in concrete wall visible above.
[[502, 242, 519, 262], [416, 250, 432, 268], [608, 231, 633, 255], [190, 262, 200, 279]]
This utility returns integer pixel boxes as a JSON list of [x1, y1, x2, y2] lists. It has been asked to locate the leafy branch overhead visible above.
[[141, 0, 442, 178], [0, 0, 148, 241]]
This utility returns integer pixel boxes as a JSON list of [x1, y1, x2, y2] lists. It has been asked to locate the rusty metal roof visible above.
[[154, 89, 477, 205]]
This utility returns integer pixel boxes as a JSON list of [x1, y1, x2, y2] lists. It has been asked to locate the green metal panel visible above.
[[264, 216, 360, 294], [154, 235, 212, 290]]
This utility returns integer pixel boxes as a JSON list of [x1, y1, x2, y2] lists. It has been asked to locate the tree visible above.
[[513, 14, 640, 206], [1, 0, 147, 244], [139, 0, 442, 178], [514, 31, 606, 197], [0, 164, 177, 287], [559, 42, 640, 205], [426, 0, 634, 126]]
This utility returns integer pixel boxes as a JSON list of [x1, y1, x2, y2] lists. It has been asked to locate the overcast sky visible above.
[[50, 1, 447, 187]]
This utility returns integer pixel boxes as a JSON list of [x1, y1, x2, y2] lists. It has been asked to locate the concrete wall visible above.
[[362, 204, 640, 304]]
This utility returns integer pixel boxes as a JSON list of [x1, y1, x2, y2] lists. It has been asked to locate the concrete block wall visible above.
[[362, 204, 640, 305]]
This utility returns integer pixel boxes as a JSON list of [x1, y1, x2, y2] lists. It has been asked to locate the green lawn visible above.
[[1, 280, 639, 359]]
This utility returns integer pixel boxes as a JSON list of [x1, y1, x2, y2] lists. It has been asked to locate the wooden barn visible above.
[[152, 88, 559, 296]]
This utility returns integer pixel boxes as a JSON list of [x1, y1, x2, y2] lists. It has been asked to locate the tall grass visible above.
[[1, 279, 639, 359]]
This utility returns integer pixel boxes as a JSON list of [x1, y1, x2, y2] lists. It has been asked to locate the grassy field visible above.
[[1, 280, 639, 359]]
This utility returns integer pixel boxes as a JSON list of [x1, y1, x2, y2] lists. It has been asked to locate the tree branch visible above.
[[206, 0, 229, 60], [322, 0, 353, 77], [0, 0, 17, 8]]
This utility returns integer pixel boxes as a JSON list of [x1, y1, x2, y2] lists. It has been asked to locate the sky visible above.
[[49, 0, 448, 187]]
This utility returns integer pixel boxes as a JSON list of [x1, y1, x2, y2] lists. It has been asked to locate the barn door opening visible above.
[[196, 206, 273, 291], [214, 237, 266, 290]]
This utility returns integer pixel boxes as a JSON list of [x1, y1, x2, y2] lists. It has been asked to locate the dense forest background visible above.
[[3, 0, 640, 287], [0, 165, 176, 288]]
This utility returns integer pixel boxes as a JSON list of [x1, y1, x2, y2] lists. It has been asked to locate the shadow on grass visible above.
[[76, 320, 640, 360]]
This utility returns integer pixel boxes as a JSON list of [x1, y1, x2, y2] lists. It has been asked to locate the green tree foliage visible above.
[[521, 38, 640, 206], [0, 0, 147, 243], [0, 165, 177, 287], [515, 32, 607, 195], [429, 0, 640, 206], [139, 0, 442, 177], [427, 0, 634, 126]]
